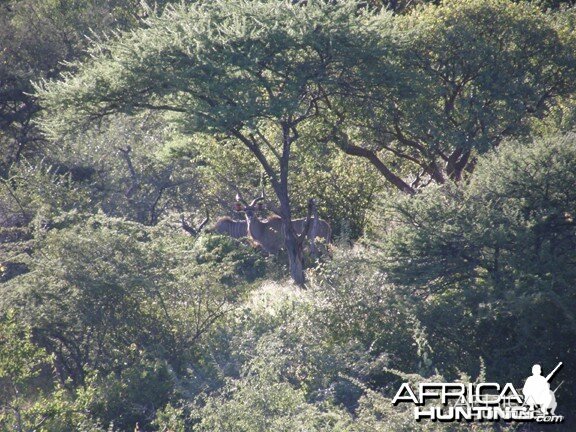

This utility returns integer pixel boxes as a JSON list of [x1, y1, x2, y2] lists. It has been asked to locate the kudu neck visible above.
[[247, 214, 262, 224]]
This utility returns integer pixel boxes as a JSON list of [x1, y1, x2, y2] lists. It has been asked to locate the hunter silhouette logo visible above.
[[392, 362, 564, 423], [522, 363, 563, 417]]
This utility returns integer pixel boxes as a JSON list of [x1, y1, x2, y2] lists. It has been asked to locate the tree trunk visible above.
[[273, 122, 307, 285], [309, 206, 319, 258], [278, 199, 306, 285], [284, 223, 305, 285], [275, 175, 306, 285]]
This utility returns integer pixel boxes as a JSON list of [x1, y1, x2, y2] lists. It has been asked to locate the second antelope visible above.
[[235, 192, 331, 254]]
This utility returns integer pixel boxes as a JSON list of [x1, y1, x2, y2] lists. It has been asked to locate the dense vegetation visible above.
[[1, 0, 575, 430]]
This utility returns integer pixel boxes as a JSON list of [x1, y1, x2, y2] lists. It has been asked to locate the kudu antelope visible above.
[[235, 191, 331, 254]]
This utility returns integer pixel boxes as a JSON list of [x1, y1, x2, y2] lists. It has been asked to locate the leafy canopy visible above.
[[337, 0, 576, 188], [36, 0, 397, 144]]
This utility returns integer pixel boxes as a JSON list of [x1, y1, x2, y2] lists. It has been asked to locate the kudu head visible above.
[[235, 191, 265, 220], [234, 190, 283, 254]]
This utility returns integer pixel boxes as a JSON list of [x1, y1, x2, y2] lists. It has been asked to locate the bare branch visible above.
[[117, 146, 139, 198], [298, 198, 315, 245], [308, 199, 319, 257], [229, 128, 279, 188], [251, 130, 281, 161], [338, 134, 416, 195], [180, 209, 210, 236]]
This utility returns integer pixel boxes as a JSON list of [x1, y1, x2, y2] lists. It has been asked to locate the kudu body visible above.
[[179, 194, 331, 254], [213, 217, 247, 238], [236, 193, 331, 254]]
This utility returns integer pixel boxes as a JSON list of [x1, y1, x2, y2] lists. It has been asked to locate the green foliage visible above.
[[0, 311, 49, 386], [2, 0, 576, 430], [350, 379, 510, 432], [0, 160, 92, 223], [191, 233, 266, 283], [34, 0, 401, 283], [338, 0, 576, 189], [153, 403, 187, 432], [311, 253, 419, 375], [405, 0, 576, 151], [50, 114, 204, 225], [0, 314, 107, 431], [186, 280, 516, 432], [1, 213, 265, 429], [2, 215, 165, 381], [0, 160, 94, 284], [291, 141, 384, 239], [0, 0, 162, 176], [4, 383, 111, 432], [82, 360, 173, 429], [36, 0, 396, 140], [191, 371, 352, 432], [175, 129, 382, 238], [368, 133, 576, 410], [375, 133, 576, 301], [187, 284, 358, 431]]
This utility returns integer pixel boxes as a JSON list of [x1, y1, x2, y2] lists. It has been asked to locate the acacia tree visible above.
[[335, 0, 576, 193], [36, 0, 399, 284]]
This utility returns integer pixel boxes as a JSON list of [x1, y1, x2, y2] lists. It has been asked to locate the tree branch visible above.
[[117, 146, 139, 198], [229, 128, 279, 188], [340, 138, 416, 195]]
